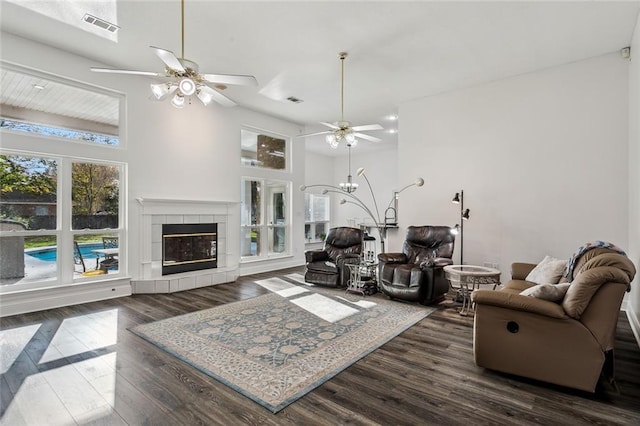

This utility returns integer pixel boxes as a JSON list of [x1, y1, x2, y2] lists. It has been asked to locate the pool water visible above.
[[27, 243, 102, 262]]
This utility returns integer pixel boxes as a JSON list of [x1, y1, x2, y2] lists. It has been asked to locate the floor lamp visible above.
[[451, 190, 470, 265]]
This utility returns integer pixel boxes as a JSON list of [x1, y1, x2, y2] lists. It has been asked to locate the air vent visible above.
[[82, 13, 120, 33], [286, 96, 303, 104]]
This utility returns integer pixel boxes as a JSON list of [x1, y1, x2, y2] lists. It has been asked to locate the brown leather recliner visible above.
[[471, 248, 636, 392], [377, 225, 455, 304], [304, 227, 363, 287]]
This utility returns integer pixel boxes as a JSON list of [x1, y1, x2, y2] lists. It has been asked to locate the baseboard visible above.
[[239, 257, 304, 277], [627, 305, 640, 350], [0, 278, 131, 317]]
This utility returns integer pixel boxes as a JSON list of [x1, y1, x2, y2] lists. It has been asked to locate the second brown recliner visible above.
[[377, 225, 455, 304]]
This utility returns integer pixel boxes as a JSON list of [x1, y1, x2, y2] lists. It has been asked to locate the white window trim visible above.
[[0, 151, 127, 294]]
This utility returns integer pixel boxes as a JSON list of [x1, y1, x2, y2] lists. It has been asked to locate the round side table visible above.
[[444, 265, 501, 316]]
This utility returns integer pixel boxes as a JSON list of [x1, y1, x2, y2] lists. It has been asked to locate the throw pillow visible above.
[[520, 283, 571, 303], [525, 255, 567, 284]]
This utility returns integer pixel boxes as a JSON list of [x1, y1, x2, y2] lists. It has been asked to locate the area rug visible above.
[[131, 281, 435, 413]]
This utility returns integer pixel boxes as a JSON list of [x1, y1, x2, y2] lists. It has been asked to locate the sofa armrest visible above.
[[378, 252, 407, 264], [472, 289, 568, 319], [305, 250, 329, 263], [511, 262, 537, 280]]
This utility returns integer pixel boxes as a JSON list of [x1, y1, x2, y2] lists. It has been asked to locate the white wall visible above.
[[628, 14, 640, 342], [399, 53, 629, 279], [304, 150, 335, 197], [1, 33, 306, 308]]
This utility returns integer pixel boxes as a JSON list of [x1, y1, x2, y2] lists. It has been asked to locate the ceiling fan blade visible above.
[[150, 46, 185, 73], [199, 85, 236, 107], [91, 67, 160, 76], [354, 132, 382, 143], [319, 121, 340, 129], [296, 130, 332, 138], [202, 73, 258, 86], [351, 124, 384, 132]]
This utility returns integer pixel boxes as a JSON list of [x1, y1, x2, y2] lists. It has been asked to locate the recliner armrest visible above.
[[305, 250, 329, 263], [336, 253, 361, 264], [472, 289, 568, 319], [378, 252, 407, 264], [420, 257, 453, 269]]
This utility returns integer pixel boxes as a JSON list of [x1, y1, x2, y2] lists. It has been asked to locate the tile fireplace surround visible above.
[[131, 198, 240, 294]]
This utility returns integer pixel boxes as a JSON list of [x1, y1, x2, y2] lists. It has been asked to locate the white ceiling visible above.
[[1, 0, 639, 156]]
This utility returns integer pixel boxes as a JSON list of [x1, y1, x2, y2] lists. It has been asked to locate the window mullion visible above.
[[58, 158, 74, 283]]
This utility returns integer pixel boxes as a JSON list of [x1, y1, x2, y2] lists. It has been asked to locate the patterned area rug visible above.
[[131, 277, 435, 413]]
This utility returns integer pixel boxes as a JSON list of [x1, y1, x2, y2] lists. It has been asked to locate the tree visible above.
[[71, 163, 119, 215], [0, 155, 57, 196]]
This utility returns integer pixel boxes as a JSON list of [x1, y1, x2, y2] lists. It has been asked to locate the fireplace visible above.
[[162, 223, 217, 275]]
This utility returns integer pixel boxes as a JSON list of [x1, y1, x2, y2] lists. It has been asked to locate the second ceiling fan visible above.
[[300, 52, 384, 148]]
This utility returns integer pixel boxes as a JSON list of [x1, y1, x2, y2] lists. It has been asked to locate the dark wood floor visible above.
[[1, 267, 639, 425]]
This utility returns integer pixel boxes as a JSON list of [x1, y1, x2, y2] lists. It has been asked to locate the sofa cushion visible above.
[[525, 256, 567, 285], [520, 283, 571, 303]]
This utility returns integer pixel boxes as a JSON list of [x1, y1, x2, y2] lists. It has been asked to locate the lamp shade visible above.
[[452, 192, 460, 204], [150, 83, 176, 100], [171, 93, 185, 109], [462, 209, 470, 220]]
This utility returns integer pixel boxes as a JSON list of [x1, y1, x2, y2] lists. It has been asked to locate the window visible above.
[[0, 64, 126, 292], [0, 154, 124, 288], [240, 178, 290, 259], [0, 64, 122, 147], [240, 128, 287, 170], [304, 193, 330, 242]]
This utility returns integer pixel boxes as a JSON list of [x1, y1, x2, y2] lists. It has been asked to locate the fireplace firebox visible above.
[[162, 223, 217, 275]]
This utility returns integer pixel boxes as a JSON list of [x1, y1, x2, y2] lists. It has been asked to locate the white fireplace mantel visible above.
[[132, 198, 240, 294]]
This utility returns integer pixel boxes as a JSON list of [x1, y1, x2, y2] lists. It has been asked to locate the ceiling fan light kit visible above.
[[90, 0, 257, 108], [297, 52, 384, 149]]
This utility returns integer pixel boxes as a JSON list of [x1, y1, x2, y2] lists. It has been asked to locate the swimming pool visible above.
[[26, 243, 102, 262]]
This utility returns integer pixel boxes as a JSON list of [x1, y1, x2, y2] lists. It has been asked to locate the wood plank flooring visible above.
[[1, 267, 639, 425]]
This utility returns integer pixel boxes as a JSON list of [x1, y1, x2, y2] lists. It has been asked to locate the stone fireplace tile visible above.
[[151, 243, 162, 262], [196, 274, 212, 288], [155, 280, 169, 293], [132, 280, 156, 293], [199, 215, 214, 223], [151, 215, 166, 224], [183, 215, 200, 224], [179, 277, 195, 291], [166, 215, 184, 224], [151, 224, 162, 243]]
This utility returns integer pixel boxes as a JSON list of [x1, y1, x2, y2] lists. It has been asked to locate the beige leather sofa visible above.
[[471, 248, 635, 392]]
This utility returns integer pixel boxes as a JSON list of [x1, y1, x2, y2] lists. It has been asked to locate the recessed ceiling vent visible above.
[[286, 96, 303, 104], [82, 13, 120, 33]]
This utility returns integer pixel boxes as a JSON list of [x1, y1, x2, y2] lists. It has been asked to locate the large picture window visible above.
[[240, 178, 290, 259], [0, 153, 124, 287]]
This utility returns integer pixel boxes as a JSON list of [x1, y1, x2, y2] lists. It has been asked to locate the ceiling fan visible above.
[[90, 0, 257, 108], [298, 52, 383, 148]]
